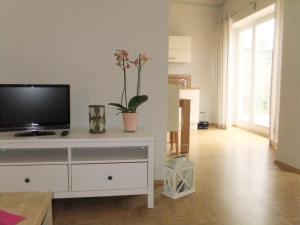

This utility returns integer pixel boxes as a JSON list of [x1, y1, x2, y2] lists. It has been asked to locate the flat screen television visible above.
[[0, 84, 70, 136]]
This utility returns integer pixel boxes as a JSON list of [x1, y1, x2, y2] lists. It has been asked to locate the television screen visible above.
[[0, 84, 70, 132]]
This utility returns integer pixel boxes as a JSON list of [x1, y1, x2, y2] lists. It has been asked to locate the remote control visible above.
[[61, 130, 69, 137]]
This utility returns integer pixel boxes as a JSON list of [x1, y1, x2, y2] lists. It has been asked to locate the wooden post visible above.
[[180, 99, 190, 154]]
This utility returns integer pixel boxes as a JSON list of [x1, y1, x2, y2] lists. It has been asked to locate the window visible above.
[[233, 14, 275, 134]]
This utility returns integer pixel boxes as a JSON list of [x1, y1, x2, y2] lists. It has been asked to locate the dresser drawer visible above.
[[0, 165, 68, 192], [71, 163, 147, 191]]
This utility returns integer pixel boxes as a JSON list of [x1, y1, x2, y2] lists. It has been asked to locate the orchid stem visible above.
[[137, 54, 141, 96], [123, 61, 128, 108]]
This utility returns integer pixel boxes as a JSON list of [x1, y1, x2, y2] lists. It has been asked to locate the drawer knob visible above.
[[24, 178, 30, 183], [107, 176, 113, 181]]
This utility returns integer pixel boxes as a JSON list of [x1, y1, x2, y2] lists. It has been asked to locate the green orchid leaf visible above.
[[108, 103, 127, 111], [128, 95, 148, 112]]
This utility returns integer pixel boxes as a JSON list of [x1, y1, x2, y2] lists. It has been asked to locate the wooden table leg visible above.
[[173, 132, 178, 155], [180, 99, 190, 154], [170, 131, 174, 151], [170, 131, 179, 154]]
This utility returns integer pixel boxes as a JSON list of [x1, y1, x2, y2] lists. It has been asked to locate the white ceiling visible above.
[[170, 0, 225, 6]]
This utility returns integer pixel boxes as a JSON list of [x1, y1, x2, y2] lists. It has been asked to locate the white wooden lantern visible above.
[[163, 156, 195, 199]]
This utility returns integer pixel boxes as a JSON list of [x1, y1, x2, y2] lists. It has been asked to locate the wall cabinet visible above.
[[0, 130, 155, 208], [180, 89, 200, 130], [168, 36, 191, 63]]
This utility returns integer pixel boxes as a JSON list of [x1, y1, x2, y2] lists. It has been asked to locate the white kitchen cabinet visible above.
[[180, 89, 200, 130], [168, 36, 191, 63]]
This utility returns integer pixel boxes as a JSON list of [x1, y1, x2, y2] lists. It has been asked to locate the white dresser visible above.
[[0, 130, 155, 208]]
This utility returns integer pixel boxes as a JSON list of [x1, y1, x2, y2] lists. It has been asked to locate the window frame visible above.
[[233, 13, 275, 135]]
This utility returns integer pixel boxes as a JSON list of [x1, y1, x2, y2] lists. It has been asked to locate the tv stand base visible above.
[[0, 130, 155, 208]]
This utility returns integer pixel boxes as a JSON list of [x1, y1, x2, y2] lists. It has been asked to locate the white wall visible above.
[[277, 0, 300, 169], [223, 0, 275, 19], [0, 0, 168, 179], [169, 2, 221, 123]]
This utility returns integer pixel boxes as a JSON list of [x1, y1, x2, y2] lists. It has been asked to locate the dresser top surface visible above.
[[0, 129, 154, 143]]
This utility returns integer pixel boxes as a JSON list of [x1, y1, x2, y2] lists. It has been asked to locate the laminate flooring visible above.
[[53, 128, 300, 225]]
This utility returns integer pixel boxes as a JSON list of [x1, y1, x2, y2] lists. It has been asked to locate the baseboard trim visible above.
[[216, 123, 226, 129], [233, 125, 269, 138], [274, 160, 300, 174]]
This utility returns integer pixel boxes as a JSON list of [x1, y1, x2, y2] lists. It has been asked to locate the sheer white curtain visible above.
[[217, 16, 233, 129], [269, 0, 284, 148]]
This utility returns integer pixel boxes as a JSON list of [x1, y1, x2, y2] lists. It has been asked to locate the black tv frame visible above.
[[0, 84, 70, 135]]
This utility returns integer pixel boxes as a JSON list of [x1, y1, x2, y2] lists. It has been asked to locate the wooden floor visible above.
[[53, 128, 300, 225]]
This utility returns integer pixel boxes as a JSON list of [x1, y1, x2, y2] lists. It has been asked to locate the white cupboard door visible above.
[[169, 36, 191, 49], [169, 49, 191, 63], [168, 36, 191, 63]]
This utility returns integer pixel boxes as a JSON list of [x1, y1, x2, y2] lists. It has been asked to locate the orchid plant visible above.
[[109, 50, 150, 113], [132, 53, 151, 96]]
